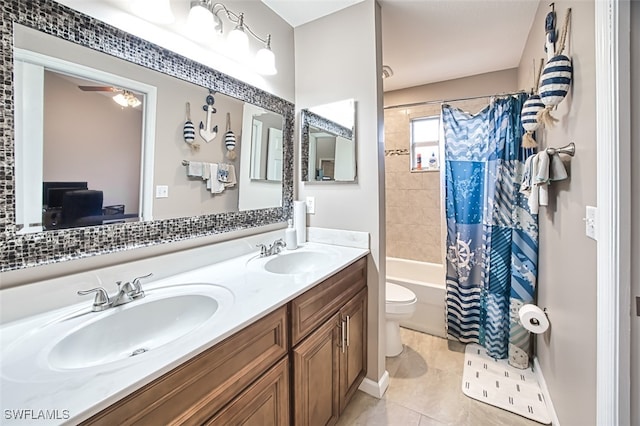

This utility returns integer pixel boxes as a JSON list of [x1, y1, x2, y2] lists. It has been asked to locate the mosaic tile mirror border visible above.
[[0, 0, 294, 272], [300, 108, 354, 182]]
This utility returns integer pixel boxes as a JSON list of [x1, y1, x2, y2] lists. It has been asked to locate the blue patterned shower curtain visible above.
[[443, 94, 538, 369]]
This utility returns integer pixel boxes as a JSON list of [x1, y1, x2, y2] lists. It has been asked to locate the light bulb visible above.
[[227, 26, 249, 57], [113, 93, 129, 107], [186, 2, 216, 42], [131, 0, 174, 24], [255, 47, 277, 75], [128, 96, 142, 108]]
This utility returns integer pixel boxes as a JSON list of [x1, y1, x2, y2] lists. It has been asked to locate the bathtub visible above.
[[386, 257, 446, 338]]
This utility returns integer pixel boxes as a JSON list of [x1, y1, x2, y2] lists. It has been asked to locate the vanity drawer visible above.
[[82, 305, 288, 426], [205, 357, 289, 425], [290, 256, 366, 346]]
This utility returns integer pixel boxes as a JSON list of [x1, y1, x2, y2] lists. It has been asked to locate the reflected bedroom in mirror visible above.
[[13, 22, 285, 235], [300, 99, 356, 183]]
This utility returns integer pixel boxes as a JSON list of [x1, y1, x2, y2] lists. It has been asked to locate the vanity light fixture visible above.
[[113, 91, 142, 108], [187, 1, 278, 75]]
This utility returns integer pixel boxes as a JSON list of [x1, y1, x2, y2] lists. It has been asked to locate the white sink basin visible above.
[[263, 250, 334, 275], [1, 283, 234, 381], [48, 294, 218, 370]]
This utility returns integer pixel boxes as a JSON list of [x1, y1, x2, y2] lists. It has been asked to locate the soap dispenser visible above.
[[285, 219, 297, 250]]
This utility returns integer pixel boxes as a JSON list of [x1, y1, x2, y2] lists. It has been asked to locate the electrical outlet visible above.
[[155, 185, 169, 198], [585, 206, 597, 240], [305, 196, 315, 214]]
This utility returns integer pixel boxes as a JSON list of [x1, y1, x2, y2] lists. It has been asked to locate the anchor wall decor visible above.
[[199, 90, 218, 143]]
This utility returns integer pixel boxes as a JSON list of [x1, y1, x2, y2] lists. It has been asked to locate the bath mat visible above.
[[462, 344, 551, 424]]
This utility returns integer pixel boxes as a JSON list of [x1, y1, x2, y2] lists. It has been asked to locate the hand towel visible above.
[[527, 154, 540, 214], [535, 151, 549, 207], [207, 163, 225, 194], [549, 154, 568, 181], [217, 163, 230, 183], [224, 164, 237, 188], [187, 161, 204, 178], [520, 154, 535, 197], [534, 151, 550, 184]]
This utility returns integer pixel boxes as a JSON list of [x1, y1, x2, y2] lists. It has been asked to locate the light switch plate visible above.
[[305, 196, 315, 214], [155, 185, 169, 198], [585, 206, 597, 240]]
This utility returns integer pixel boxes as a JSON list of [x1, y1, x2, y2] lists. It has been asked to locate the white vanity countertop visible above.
[[0, 242, 369, 425]]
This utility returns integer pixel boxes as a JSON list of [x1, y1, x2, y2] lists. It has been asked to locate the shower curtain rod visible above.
[[383, 91, 526, 110]]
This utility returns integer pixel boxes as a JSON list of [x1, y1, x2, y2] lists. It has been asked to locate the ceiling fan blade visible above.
[[78, 86, 117, 92]]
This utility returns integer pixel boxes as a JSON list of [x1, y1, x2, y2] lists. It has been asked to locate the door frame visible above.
[[595, 0, 631, 424]]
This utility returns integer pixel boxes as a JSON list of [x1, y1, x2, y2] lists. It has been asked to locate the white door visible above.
[[266, 128, 283, 181]]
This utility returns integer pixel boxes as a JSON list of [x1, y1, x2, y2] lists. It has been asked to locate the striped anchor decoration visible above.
[[521, 95, 544, 148], [537, 9, 572, 126], [224, 112, 237, 160]]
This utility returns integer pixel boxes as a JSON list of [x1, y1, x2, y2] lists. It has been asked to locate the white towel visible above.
[[207, 163, 225, 194], [224, 164, 237, 188], [549, 154, 568, 181], [187, 161, 204, 178], [535, 151, 549, 207], [520, 154, 535, 197], [527, 154, 540, 214]]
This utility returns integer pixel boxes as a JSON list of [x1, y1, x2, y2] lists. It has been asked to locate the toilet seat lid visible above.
[[386, 282, 417, 304]]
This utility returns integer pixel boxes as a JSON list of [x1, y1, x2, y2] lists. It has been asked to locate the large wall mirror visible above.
[[300, 99, 356, 183], [0, 0, 294, 272]]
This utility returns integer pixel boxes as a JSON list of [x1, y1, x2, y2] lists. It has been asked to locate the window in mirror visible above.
[[301, 99, 356, 183]]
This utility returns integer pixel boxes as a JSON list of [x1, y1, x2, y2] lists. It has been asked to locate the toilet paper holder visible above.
[[527, 307, 548, 326]]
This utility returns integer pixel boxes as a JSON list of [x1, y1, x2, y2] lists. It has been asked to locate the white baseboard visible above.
[[358, 370, 389, 398], [533, 357, 560, 425]]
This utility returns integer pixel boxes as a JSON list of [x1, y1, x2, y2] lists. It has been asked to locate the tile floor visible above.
[[337, 328, 542, 426]]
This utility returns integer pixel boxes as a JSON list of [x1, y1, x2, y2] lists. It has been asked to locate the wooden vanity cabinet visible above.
[[206, 357, 290, 425], [82, 256, 367, 426], [291, 258, 368, 425], [82, 306, 288, 426]]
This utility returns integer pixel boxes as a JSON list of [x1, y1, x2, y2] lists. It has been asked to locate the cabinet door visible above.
[[205, 357, 289, 426], [339, 287, 367, 413], [292, 312, 341, 426]]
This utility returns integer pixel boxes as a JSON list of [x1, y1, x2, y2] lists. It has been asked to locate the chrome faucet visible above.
[[269, 239, 286, 255], [78, 273, 153, 312], [256, 239, 286, 257]]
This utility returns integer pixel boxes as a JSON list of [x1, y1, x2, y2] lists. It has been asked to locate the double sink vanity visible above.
[[0, 232, 369, 425]]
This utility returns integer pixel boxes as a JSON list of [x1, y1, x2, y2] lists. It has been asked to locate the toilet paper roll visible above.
[[518, 304, 549, 334], [293, 200, 306, 245]]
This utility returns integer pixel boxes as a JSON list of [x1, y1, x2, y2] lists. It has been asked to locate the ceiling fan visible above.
[[78, 85, 142, 108]]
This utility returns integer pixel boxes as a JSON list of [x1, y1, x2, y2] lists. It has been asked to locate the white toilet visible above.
[[385, 282, 418, 357]]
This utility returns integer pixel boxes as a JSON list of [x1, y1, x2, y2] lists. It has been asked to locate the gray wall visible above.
[[631, 2, 639, 424], [517, 1, 598, 424], [295, 0, 386, 385]]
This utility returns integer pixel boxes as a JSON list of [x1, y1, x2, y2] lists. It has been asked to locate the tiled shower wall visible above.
[[384, 99, 491, 264], [384, 104, 442, 264]]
